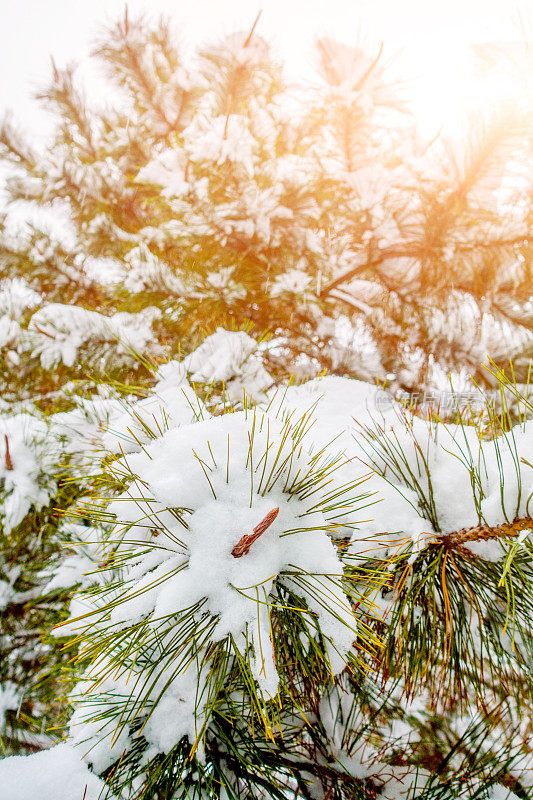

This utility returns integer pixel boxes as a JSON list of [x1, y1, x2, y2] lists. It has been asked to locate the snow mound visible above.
[[182, 327, 272, 401], [0, 743, 111, 800], [102, 359, 206, 454], [61, 400, 364, 767]]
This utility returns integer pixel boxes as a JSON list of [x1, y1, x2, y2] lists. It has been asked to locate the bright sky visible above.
[[0, 0, 530, 141]]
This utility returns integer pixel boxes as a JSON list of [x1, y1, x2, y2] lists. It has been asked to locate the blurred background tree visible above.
[[0, 10, 532, 407]]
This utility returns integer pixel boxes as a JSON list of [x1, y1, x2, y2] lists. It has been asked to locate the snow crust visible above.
[[0, 744, 111, 800]]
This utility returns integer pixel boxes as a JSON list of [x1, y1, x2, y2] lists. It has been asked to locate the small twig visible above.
[[4, 434, 13, 471], [31, 322, 56, 339], [232, 507, 279, 558]]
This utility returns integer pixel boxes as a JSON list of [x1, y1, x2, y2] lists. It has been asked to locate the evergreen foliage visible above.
[[0, 11, 532, 397], [0, 11, 532, 800]]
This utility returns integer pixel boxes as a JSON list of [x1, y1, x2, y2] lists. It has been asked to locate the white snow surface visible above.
[[0, 278, 40, 317], [181, 327, 273, 401], [184, 114, 257, 176], [137, 147, 190, 198], [485, 788, 521, 800], [0, 278, 41, 352], [101, 359, 206, 454], [99, 409, 355, 664], [318, 682, 433, 798], [50, 394, 127, 463], [0, 682, 20, 728], [270, 267, 312, 296], [55, 374, 533, 767], [277, 375, 533, 562], [0, 743, 111, 800], [51, 329, 272, 464], [40, 522, 100, 594]]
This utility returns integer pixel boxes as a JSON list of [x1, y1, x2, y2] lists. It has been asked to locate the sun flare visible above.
[[399, 37, 532, 138]]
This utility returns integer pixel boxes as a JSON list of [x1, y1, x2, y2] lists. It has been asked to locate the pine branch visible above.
[[439, 515, 533, 548], [320, 233, 532, 298], [0, 115, 37, 168]]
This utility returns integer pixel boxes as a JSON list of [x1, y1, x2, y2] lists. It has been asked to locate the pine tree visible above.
[[1, 11, 532, 400], [0, 10, 532, 799], [3, 362, 532, 799]]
